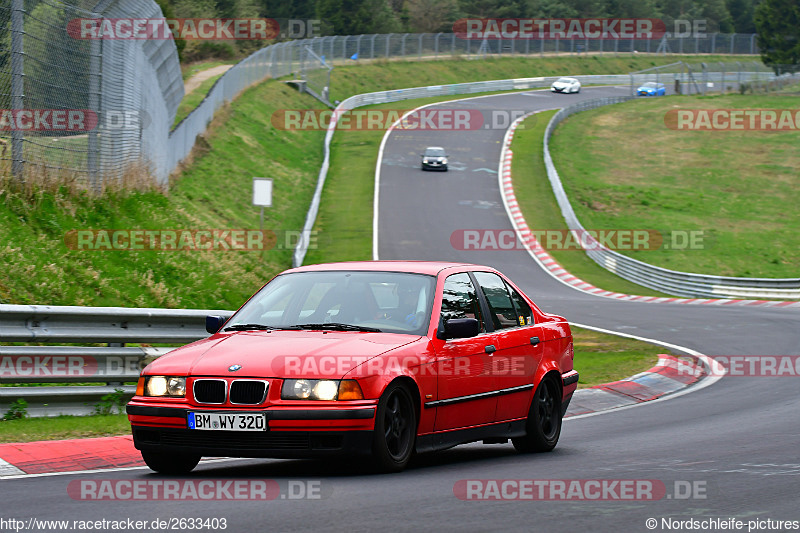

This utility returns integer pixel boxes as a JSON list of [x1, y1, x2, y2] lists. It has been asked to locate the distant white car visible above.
[[551, 77, 581, 94], [421, 146, 448, 171]]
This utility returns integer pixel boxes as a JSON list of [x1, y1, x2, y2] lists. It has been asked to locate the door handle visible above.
[[484, 345, 496, 354], [530, 336, 540, 346]]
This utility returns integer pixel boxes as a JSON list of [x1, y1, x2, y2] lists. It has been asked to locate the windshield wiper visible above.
[[223, 324, 301, 331], [294, 323, 382, 333]]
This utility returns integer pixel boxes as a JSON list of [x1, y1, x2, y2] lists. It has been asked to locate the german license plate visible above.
[[188, 412, 267, 431]]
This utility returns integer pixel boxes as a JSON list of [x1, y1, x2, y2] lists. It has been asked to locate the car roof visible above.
[[425, 146, 445, 150], [287, 260, 485, 276]]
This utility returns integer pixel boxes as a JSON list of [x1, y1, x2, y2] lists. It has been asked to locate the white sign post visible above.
[[252, 178, 273, 232]]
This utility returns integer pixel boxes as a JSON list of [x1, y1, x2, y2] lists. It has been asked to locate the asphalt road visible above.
[[3, 87, 799, 533]]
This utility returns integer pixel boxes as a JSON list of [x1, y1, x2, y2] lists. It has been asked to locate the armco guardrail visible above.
[[542, 98, 800, 299], [292, 73, 634, 267], [0, 305, 234, 417]]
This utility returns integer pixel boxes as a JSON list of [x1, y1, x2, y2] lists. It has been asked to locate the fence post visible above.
[[435, 32, 441, 58], [401, 33, 408, 57], [702, 62, 708, 95], [386, 33, 392, 58], [88, 35, 101, 193], [10, 0, 24, 182], [750, 34, 756, 55], [418, 33, 423, 60], [370, 34, 376, 59]]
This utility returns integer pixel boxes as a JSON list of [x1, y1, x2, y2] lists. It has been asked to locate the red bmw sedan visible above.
[[127, 261, 578, 473]]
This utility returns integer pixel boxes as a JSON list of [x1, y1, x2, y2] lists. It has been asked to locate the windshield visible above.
[[642, 82, 659, 88], [424, 148, 446, 157], [556, 78, 573, 83], [228, 271, 436, 335]]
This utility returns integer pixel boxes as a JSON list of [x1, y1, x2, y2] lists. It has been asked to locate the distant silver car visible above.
[[421, 146, 448, 171], [551, 77, 581, 94]]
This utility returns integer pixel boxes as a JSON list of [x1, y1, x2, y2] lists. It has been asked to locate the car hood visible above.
[[552, 82, 570, 87], [144, 331, 421, 379]]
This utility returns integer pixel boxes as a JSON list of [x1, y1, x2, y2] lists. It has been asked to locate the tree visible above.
[[754, 0, 800, 70], [727, 0, 755, 33], [316, 0, 400, 35], [406, 0, 459, 32]]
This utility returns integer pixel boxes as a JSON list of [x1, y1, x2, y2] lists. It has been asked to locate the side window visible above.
[[508, 285, 534, 326], [440, 273, 485, 333], [473, 272, 520, 330]]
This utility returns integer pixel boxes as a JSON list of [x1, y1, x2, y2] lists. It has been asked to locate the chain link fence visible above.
[[1, 0, 182, 191], [629, 61, 799, 96], [1, 3, 764, 190]]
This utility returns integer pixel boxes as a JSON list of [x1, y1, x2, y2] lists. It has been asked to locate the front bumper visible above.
[[127, 403, 376, 458], [131, 426, 374, 458]]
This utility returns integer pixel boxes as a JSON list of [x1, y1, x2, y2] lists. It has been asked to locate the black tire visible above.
[[512, 376, 562, 453], [371, 382, 417, 472], [141, 451, 201, 475]]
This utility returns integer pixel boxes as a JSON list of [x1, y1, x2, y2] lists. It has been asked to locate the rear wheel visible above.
[[141, 451, 201, 474], [512, 376, 562, 453], [371, 382, 417, 472]]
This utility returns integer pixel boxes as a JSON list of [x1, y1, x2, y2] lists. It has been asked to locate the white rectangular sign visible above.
[[253, 177, 273, 207]]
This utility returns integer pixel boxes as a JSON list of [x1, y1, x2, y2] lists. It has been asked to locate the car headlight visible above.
[[441, 158, 448, 164], [281, 379, 364, 400], [142, 376, 186, 397], [423, 158, 429, 163]]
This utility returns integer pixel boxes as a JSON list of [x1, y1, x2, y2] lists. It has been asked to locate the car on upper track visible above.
[[551, 77, 581, 94], [637, 81, 666, 96], [421, 146, 448, 171], [127, 261, 578, 473]]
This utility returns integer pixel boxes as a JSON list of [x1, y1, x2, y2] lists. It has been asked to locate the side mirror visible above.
[[437, 318, 481, 340], [206, 315, 226, 334]]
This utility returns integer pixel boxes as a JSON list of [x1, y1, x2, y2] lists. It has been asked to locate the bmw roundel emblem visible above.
[[228, 364, 242, 372]]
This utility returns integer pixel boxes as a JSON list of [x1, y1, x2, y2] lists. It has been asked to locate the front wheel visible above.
[[141, 451, 201, 474], [512, 376, 562, 453], [371, 382, 417, 472]]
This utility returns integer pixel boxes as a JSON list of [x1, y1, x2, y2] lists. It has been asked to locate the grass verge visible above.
[[511, 110, 672, 297], [173, 73, 227, 128], [0, 80, 326, 308], [0, 414, 130, 443], [572, 325, 663, 388], [549, 93, 800, 278]]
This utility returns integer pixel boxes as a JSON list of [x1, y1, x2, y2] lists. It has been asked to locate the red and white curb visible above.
[[565, 354, 705, 417], [498, 111, 800, 309]]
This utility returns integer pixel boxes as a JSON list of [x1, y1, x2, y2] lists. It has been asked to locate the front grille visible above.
[[194, 379, 226, 404], [230, 380, 267, 405], [159, 430, 311, 450]]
